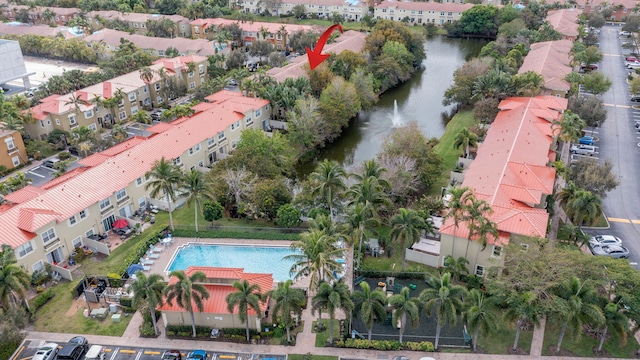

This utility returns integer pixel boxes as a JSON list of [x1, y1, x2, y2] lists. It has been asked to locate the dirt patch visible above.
[[65, 296, 87, 317], [547, 345, 578, 357], [508, 346, 529, 355]]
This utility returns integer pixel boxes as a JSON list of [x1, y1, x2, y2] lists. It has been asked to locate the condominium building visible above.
[[243, 0, 368, 21], [541, 0, 635, 22], [0, 129, 28, 171], [85, 11, 192, 38], [374, 0, 473, 25], [518, 40, 573, 97], [25, 56, 208, 141], [2, 90, 270, 275], [1, 5, 79, 26]]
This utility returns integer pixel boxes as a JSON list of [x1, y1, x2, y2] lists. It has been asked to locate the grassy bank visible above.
[[431, 110, 478, 195], [541, 320, 638, 357]]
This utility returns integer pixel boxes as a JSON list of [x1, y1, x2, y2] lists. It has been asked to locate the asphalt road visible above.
[[587, 25, 640, 268]]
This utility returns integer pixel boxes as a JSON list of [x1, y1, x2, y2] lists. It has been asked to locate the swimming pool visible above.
[[166, 244, 301, 282]]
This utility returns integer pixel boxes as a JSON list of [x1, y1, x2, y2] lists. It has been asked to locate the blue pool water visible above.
[[167, 244, 301, 282]]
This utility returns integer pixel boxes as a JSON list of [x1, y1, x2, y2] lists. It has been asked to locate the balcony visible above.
[[7, 147, 18, 155]]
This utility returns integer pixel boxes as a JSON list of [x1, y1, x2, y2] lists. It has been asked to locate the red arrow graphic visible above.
[[306, 24, 344, 70]]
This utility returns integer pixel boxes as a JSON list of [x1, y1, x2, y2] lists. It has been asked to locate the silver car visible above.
[[33, 343, 59, 360], [589, 235, 623, 247], [591, 245, 629, 259]]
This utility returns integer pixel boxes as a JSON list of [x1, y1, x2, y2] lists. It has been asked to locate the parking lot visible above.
[[13, 340, 286, 360]]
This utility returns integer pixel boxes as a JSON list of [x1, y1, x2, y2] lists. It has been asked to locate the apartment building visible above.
[[518, 40, 573, 97], [0, 22, 83, 40], [1, 90, 270, 274], [25, 56, 208, 141], [438, 96, 567, 276], [84, 29, 218, 59], [0, 129, 28, 171], [542, 0, 635, 22], [237, 0, 367, 21], [1, 5, 79, 26], [190, 18, 314, 50], [85, 11, 192, 38], [374, 0, 473, 25], [545, 8, 581, 42]]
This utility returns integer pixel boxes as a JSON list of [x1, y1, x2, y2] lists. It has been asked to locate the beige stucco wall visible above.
[[439, 233, 506, 276], [163, 311, 262, 331]]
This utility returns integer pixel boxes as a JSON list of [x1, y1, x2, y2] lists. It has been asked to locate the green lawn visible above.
[[154, 202, 283, 229], [313, 319, 341, 347], [476, 308, 533, 354], [360, 226, 438, 274], [432, 110, 478, 195], [288, 355, 338, 360], [541, 319, 638, 358]]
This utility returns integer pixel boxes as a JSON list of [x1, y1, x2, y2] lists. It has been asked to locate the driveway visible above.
[[588, 25, 640, 269]]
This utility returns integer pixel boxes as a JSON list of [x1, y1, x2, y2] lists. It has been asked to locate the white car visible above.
[[589, 235, 623, 246], [570, 144, 596, 156], [33, 343, 59, 360], [621, 31, 632, 36]]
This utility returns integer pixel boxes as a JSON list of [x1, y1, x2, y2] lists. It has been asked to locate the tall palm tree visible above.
[[266, 279, 306, 342], [347, 177, 391, 219], [163, 270, 210, 338], [7, 172, 32, 191], [226, 279, 263, 342], [64, 93, 89, 114], [465, 197, 494, 259], [597, 301, 628, 353], [552, 110, 586, 150], [390, 208, 426, 271], [556, 181, 579, 208], [443, 255, 469, 282], [312, 279, 353, 344], [345, 203, 380, 268], [111, 124, 128, 142], [130, 272, 166, 336], [471, 216, 499, 268], [139, 67, 154, 84], [145, 157, 182, 231], [464, 289, 498, 352], [420, 272, 467, 349], [0, 261, 30, 308], [352, 282, 387, 341], [444, 187, 472, 258], [504, 291, 543, 353], [310, 160, 347, 221], [567, 189, 603, 226], [351, 159, 391, 189], [179, 169, 212, 232], [284, 229, 343, 290], [388, 286, 421, 344], [552, 277, 604, 353], [71, 126, 95, 145], [453, 128, 479, 158]]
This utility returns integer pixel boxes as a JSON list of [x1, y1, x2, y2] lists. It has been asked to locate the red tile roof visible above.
[[190, 18, 315, 34], [546, 8, 581, 38], [41, 168, 89, 190], [376, 0, 473, 12], [518, 40, 573, 92], [0, 91, 268, 248], [158, 267, 273, 315], [439, 96, 568, 244], [3, 185, 46, 204]]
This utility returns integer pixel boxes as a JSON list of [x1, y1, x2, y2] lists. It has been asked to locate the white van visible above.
[[84, 345, 104, 360], [571, 144, 596, 156], [43, 157, 61, 169]]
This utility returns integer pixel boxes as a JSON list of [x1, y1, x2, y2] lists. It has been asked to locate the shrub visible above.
[[139, 321, 156, 336], [58, 151, 70, 160], [335, 339, 434, 351], [119, 298, 133, 308], [30, 289, 54, 316], [172, 229, 300, 241], [107, 274, 123, 287], [178, 331, 191, 337], [166, 330, 176, 336], [276, 203, 302, 228], [31, 269, 50, 286]]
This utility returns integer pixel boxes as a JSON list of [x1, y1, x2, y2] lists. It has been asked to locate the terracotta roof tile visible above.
[[518, 40, 573, 92], [376, 0, 473, 12], [545, 8, 581, 37], [3, 185, 46, 204]]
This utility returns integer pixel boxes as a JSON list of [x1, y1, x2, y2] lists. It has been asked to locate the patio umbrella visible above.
[[126, 263, 144, 276], [113, 219, 128, 229]]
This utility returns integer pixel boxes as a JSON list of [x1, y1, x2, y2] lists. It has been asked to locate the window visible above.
[[119, 111, 126, 120], [199, 64, 204, 74], [188, 71, 194, 78], [84, 109, 93, 118], [85, 229, 95, 237], [198, 160, 204, 167], [115, 189, 127, 201], [255, 109, 261, 117], [118, 99, 124, 107], [155, 83, 161, 91], [218, 131, 225, 140], [157, 96, 164, 104], [72, 236, 82, 249], [69, 215, 77, 226], [99, 198, 112, 211], [136, 177, 143, 186], [208, 137, 216, 147], [131, 106, 139, 114], [475, 265, 485, 277], [173, 157, 182, 166], [127, 92, 135, 102], [231, 120, 241, 130], [189, 147, 194, 155], [17, 241, 33, 258], [40, 120, 45, 128], [144, 98, 151, 105], [143, 86, 148, 93], [138, 197, 146, 208], [231, 140, 238, 149], [141, 23, 146, 28], [190, 82, 196, 89], [41, 228, 57, 244], [195, 144, 200, 151], [69, 115, 77, 125], [88, 123, 97, 131], [55, 119, 60, 125], [33, 261, 44, 272], [246, 115, 253, 124], [79, 209, 87, 219], [12, 156, 19, 166], [492, 246, 502, 257], [134, 23, 138, 28], [5, 137, 15, 150]]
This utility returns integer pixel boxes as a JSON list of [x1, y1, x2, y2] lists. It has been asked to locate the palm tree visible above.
[[597, 301, 628, 353], [390, 208, 425, 271], [131, 111, 152, 124], [130, 272, 166, 336], [163, 270, 210, 338], [7, 172, 32, 191], [312, 279, 353, 344], [464, 289, 498, 352], [347, 177, 391, 219], [443, 255, 469, 282], [504, 291, 543, 353], [567, 189, 603, 226], [552, 277, 604, 353], [0, 261, 30, 308], [388, 287, 421, 344], [453, 128, 479, 158], [145, 157, 182, 231], [267, 280, 306, 342], [179, 169, 212, 232], [556, 181, 579, 208], [226, 279, 263, 342], [420, 272, 467, 349], [464, 197, 493, 259], [71, 125, 95, 145], [139, 67, 154, 84], [310, 160, 347, 221], [444, 187, 472, 258], [111, 124, 128, 141], [284, 229, 343, 290], [64, 93, 89, 113], [552, 110, 586, 148], [345, 203, 380, 268], [351, 159, 391, 189], [471, 216, 499, 267], [352, 282, 387, 341]]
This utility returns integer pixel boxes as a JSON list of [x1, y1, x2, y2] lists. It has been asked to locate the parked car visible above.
[[591, 244, 630, 259], [621, 30, 632, 36], [570, 144, 596, 156], [227, 78, 237, 86], [68, 146, 80, 156], [186, 350, 207, 360], [68, 336, 89, 353], [33, 343, 59, 360], [627, 62, 640, 69], [578, 136, 595, 145], [150, 109, 166, 121], [391, 357, 410, 360], [626, 56, 638, 62], [162, 350, 182, 360], [631, 96, 640, 102], [581, 63, 599, 71], [56, 344, 84, 360], [43, 157, 61, 169], [589, 235, 623, 247], [26, 86, 39, 97]]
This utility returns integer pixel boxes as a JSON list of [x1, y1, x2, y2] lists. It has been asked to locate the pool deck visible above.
[[140, 237, 356, 291]]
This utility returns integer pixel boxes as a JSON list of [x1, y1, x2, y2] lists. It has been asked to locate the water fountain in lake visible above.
[[391, 100, 404, 128]]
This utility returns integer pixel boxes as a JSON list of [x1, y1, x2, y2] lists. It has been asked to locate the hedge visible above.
[[172, 229, 300, 241], [30, 289, 54, 316], [334, 339, 434, 352], [117, 226, 169, 277], [356, 269, 430, 279]]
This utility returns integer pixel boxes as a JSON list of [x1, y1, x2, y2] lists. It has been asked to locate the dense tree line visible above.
[[0, 34, 97, 63]]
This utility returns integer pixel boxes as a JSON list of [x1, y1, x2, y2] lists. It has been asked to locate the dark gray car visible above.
[[591, 245, 630, 259]]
